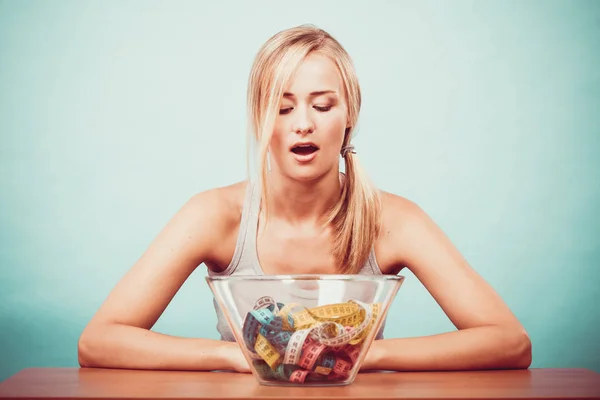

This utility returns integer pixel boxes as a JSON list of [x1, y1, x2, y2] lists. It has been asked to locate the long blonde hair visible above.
[[246, 24, 382, 274]]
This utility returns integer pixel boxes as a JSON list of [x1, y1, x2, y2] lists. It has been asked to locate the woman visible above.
[[78, 24, 532, 373]]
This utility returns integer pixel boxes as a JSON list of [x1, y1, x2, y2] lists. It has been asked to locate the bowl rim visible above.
[[205, 274, 405, 282]]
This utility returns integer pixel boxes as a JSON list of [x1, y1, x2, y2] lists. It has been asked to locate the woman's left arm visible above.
[[362, 194, 532, 371]]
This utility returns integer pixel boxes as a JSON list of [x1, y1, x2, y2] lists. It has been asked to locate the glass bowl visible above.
[[206, 274, 404, 386]]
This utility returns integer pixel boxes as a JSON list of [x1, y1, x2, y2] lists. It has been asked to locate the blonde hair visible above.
[[246, 24, 382, 274]]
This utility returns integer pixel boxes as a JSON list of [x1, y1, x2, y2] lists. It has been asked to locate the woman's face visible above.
[[269, 52, 349, 181]]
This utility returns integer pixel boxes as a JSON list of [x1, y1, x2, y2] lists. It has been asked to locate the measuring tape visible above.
[[241, 296, 381, 383]]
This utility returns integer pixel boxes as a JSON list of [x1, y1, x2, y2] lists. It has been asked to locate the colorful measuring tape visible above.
[[242, 295, 381, 383]]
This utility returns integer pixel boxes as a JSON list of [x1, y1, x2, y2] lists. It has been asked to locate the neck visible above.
[[265, 168, 343, 226]]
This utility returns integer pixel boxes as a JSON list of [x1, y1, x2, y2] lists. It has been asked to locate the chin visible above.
[[289, 170, 321, 182], [283, 164, 333, 183]]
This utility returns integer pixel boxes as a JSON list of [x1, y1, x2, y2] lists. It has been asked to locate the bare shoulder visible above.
[[380, 190, 423, 220], [190, 180, 248, 271], [375, 190, 434, 274], [379, 190, 428, 238], [189, 180, 247, 227]]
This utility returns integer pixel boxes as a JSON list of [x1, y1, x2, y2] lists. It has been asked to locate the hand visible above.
[[220, 342, 251, 373], [360, 341, 383, 371]]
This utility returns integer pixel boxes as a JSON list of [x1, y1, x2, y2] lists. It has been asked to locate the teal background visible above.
[[1, 0, 599, 382]]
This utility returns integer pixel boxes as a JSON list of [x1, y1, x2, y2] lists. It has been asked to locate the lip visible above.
[[292, 148, 319, 163], [290, 142, 320, 164], [290, 141, 319, 151]]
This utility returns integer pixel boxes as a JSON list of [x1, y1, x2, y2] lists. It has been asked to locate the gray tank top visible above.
[[207, 180, 386, 341]]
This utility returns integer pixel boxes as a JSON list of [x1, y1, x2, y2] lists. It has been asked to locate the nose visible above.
[[292, 106, 315, 134]]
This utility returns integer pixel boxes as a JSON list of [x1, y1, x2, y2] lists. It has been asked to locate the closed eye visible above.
[[279, 106, 332, 115]]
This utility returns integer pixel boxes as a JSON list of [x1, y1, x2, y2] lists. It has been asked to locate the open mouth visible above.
[[291, 144, 319, 155]]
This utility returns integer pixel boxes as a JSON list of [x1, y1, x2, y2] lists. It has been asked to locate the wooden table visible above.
[[0, 368, 599, 399]]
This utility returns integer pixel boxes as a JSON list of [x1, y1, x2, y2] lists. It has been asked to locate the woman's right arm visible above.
[[77, 186, 249, 372]]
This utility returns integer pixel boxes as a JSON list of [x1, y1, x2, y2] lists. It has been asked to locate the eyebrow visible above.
[[283, 90, 337, 98]]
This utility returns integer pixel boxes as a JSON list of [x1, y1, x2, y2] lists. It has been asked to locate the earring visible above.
[[341, 144, 356, 158]]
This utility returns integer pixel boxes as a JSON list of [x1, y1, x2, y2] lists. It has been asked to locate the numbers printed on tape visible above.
[[298, 339, 327, 370], [289, 369, 309, 383], [333, 358, 353, 376], [284, 328, 312, 365], [254, 333, 281, 369], [254, 296, 276, 310]]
